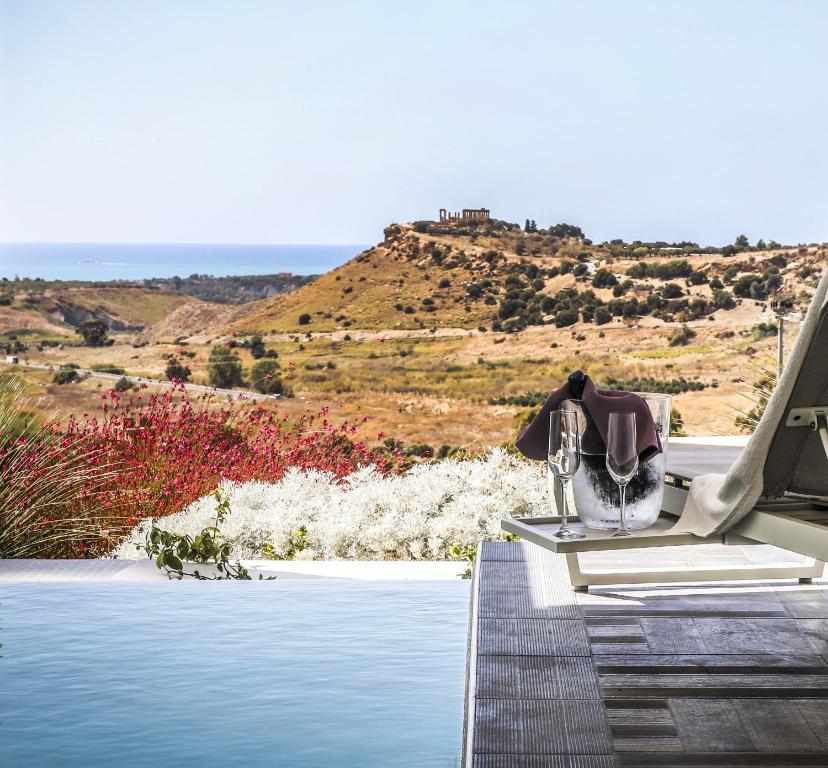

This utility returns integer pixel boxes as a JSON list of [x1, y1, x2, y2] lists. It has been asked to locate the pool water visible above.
[[0, 580, 469, 767]]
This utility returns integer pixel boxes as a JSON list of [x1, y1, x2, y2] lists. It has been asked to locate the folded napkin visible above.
[[515, 371, 662, 462]]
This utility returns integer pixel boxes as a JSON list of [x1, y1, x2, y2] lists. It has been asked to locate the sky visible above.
[[1, 0, 827, 247]]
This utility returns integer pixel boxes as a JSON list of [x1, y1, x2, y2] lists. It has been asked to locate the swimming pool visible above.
[[0, 580, 469, 767]]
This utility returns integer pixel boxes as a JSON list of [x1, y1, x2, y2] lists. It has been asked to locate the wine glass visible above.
[[548, 410, 585, 540], [606, 412, 638, 537]]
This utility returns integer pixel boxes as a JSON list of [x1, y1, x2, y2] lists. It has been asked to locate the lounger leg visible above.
[[565, 553, 589, 592], [799, 560, 825, 583]]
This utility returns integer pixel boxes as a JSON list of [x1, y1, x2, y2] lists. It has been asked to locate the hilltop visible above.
[[233, 219, 826, 334]]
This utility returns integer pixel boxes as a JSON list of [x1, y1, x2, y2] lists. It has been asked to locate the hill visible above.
[[233, 220, 826, 334]]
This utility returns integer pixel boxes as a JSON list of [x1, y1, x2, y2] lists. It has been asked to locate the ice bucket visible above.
[[566, 393, 671, 530]]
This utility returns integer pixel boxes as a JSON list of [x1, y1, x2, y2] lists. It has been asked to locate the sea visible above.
[[0, 242, 369, 281]]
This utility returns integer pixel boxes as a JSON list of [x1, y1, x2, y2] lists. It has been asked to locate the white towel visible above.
[[671, 268, 828, 536]]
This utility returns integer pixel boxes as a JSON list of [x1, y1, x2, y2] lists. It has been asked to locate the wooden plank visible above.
[[794, 700, 828, 751], [477, 618, 591, 657], [595, 654, 828, 674], [639, 617, 813, 654], [473, 756, 619, 768], [476, 655, 601, 701], [478, 585, 580, 620], [612, 736, 683, 753], [617, 754, 828, 766], [473, 700, 613, 755], [734, 699, 825, 752], [669, 699, 755, 752]]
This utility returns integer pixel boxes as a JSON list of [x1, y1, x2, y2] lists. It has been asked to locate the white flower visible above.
[[111, 448, 547, 561]]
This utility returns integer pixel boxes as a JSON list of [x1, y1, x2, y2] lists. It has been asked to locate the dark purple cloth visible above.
[[515, 371, 662, 462]]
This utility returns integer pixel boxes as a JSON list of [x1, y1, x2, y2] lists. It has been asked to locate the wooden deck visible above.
[[465, 541, 828, 767]]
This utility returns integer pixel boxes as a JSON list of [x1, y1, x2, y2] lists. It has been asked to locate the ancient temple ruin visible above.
[[438, 207, 490, 224]]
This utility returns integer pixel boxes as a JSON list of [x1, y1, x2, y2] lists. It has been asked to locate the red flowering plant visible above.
[[1, 377, 399, 559]]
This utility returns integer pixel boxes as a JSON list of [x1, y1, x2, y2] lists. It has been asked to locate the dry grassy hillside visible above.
[[4, 221, 826, 449], [1, 286, 200, 336], [233, 222, 826, 334]]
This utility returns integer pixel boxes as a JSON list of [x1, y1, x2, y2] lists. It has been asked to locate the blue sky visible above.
[[1, 0, 827, 246]]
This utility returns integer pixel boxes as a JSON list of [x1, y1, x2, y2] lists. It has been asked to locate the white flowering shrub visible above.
[[112, 448, 547, 561]]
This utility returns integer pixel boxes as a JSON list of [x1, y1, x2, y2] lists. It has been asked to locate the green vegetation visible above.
[[52, 368, 78, 385], [627, 259, 693, 280], [207, 345, 244, 388], [143, 273, 317, 304], [667, 324, 697, 347], [262, 526, 308, 560], [141, 488, 267, 580], [75, 319, 111, 347], [604, 376, 708, 395], [165, 356, 192, 382], [250, 358, 283, 395]]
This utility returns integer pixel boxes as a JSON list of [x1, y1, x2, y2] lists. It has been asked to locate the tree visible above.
[[554, 309, 578, 328], [591, 268, 618, 288], [165, 356, 192, 382], [250, 359, 283, 394], [524, 219, 531, 232], [248, 335, 266, 359], [298, 313, 311, 326], [593, 306, 612, 325], [75, 319, 110, 347], [207, 345, 244, 388], [735, 234, 750, 248]]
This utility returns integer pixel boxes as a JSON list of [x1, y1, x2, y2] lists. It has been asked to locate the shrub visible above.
[[113, 376, 132, 393], [0, 376, 113, 558], [165, 357, 192, 382], [667, 324, 696, 346], [661, 282, 684, 299], [438, 278, 451, 289], [592, 268, 618, 288], [52, 368, 78, 385], [207, 345, 244, 388], [91, 364, 126, 375], [712, 289, 736, 310], [75, 319, 111, 347], [753, 322, 778, 338], [554, 309, 578, 328], [38, 383, 396, 557], [249, 335, 267, 359], [670, 407, 686, 436], [627, 260, 692, 280], [593, 306, 612, 325], [114, 448, 545, 561], [250, 359, 283, 395], [298, 313, 312, 325]]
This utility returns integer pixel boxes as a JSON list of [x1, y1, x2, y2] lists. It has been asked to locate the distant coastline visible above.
[[0, 242, 369, 281]]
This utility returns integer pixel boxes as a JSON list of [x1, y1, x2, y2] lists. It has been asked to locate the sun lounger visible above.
[[502, 268, 828, 590]]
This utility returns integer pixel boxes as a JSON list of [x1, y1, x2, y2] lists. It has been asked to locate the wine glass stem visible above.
[[618, 483, 628, 534], [559, 478, 570, 532]]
